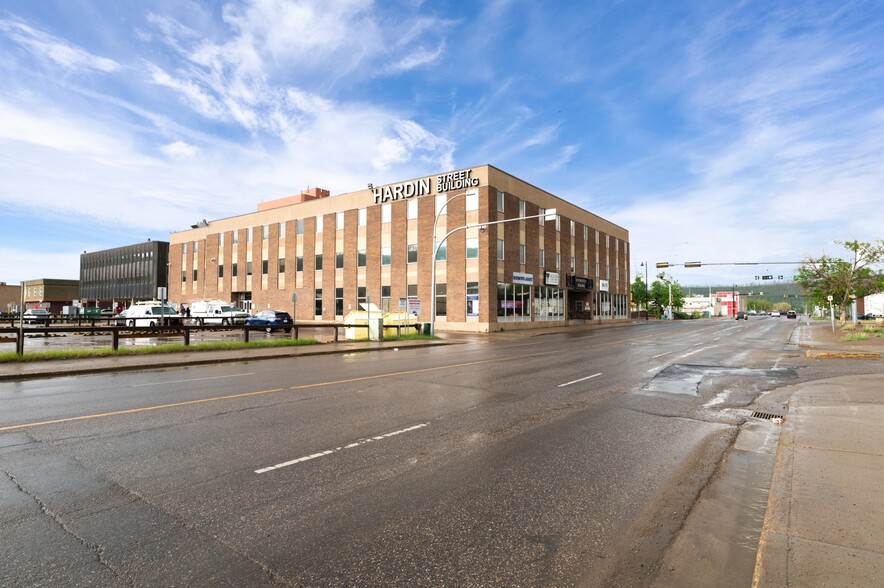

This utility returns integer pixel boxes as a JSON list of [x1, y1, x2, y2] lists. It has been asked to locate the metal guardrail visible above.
[[0, 321, 422, 354]]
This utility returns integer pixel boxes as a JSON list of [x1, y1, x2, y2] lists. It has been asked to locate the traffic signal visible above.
[[656, 262, 669, 268]]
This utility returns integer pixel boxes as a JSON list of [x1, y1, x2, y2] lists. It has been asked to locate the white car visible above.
[[23, 308, 51, 324], [770, 311, 781, 317]]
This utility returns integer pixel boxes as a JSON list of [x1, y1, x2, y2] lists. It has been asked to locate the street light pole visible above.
[[640, 262, 649, 320], [430, 202, 556, 335], [430, 189, 477, 336]]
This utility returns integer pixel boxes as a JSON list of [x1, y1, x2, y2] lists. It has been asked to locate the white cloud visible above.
[[0, 18, 120, 73], [161, 141, 199, 158]]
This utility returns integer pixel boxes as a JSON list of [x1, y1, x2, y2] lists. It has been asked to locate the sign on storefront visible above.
[[513, 272, 534, 285], [544, 271, 560, 286]]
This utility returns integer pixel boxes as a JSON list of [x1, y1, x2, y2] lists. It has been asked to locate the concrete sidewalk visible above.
[[752, 322, 884, 586]]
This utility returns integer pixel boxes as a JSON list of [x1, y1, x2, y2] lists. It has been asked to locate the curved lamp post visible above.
[[429, 195, 555, 335]]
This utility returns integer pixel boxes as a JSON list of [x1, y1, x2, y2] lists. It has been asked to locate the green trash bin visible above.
[[422, 323, 431, 335]]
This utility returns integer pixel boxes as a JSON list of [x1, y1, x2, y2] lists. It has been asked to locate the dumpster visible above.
[[383, 311, 419, 337], [343, 303, 385, 340], [423, 322, 431, 335]]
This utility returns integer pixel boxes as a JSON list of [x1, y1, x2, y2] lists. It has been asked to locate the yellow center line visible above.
[[0, 353, 556, 432]]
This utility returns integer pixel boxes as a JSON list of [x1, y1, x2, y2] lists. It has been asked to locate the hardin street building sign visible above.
[[372, 168, 481, 204]]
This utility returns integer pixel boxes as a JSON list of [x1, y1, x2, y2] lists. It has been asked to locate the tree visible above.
[[651, 273, 685, 317], [631, 274, 650, 315], [795, 240, 884, 320]]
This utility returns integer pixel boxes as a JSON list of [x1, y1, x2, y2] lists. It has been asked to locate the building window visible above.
[[584, 260, 589, 275], [262, 259, 268, 275], [407, 284, 418, 298], [381, 203, 391, 223], [278, 258, 285, 274], [232, 262, 238, 277], [555, 216, 561, 232], [181, 271, 186, 283], [497, 239, 504, 260], [595, 230, 599, 245], [497, 283, 531, 320], [218, 265, 224, 278], [193, 269, 198, 282], [182, 243, 187, 255], [357, 249, 366, 268], [296, 256, 303, 272], [570, 256, 576, 271], [596, 262, 600, 277], [539, 248, 545, 267], [335, 287, 343, 316], [606, 234, 610, 248], [262, 225, 269, 240], [381, 285, 391, 312], [246, 261, 252, 276], [314, 289, 322, 316], [556, 253, 561, 270], [296, 219, 304, 235], [570, 220, 575, 236], [316, 215, 323, 233], [247, 228, 252, 243], [539, 208, 545, 226], [466, 238, 479, 259], [381, 247, 391, 266], [435, 241, 446, 261], [520, 244, 526, 264], [336, 212, 344, 230], [357, 286, 367, 307], [519, 200, 525, 217], [194, 241, 199, 253], [232, 231, 238, 245], [435, 194, 446, 215], [497, 190, 505, 212], [358, 208, 367, 227], [407, 244, 418, 264], [584, 226, 589, 241], [315, 253, 323, 270], [407, 199, 418, 220], [465, 190, 478, 211], [219, 233, 225, 247], [335, 252, 344, 269], [435, 283, 447, 317], [466, 281, 479, 317], [279, 222, 286, 239]]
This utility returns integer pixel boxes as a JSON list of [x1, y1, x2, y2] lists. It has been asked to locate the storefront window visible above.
[[533, 286, 564, 321], [435, 283, 447, 317], [497, 283, 531, 321]]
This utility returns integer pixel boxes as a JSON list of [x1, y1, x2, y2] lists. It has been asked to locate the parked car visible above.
[[22, 308, 51, 324], [245, 310, 293, 333], [770, 311, 781, 317], [787, 310, 798, 319], [735, 311, 749, 320]]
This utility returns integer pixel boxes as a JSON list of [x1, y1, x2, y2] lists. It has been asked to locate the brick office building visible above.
[[168, 165, 630, 332]]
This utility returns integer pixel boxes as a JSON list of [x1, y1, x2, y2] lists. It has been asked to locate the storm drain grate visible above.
[[751, 411, 785, 421]]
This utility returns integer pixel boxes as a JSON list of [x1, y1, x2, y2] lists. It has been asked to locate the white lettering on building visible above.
[[372, 169, 480, 204]]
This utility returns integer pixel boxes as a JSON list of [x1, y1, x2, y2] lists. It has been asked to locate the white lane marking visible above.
[[558, 373, 602, 388], [131, 373, 255, 387], [255, 423, 428, 474], [652, 352, 671, 359], [647, 346, 718, 373]]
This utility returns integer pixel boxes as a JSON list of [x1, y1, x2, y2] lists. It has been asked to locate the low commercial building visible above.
[[0, 282, 21, 315], [168, 165, 631, 332], [22, 279, 79, 314]]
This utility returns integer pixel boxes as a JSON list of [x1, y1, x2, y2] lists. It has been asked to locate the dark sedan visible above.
[[245, 310, 293, 333]]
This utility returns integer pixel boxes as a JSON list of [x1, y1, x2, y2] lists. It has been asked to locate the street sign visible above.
[[761, 275, 773, 280]]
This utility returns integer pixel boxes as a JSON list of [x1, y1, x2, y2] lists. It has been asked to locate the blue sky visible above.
[[1, 0, 883, 287]]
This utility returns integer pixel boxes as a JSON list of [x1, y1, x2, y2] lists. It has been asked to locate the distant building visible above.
[[80, 241, 170, 309], [0, 282, 21, 316], [22, 278, 79, 314], [715, 291, 745, 316]]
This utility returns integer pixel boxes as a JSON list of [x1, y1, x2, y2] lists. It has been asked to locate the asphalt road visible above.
[[0, 317, 863, 587]]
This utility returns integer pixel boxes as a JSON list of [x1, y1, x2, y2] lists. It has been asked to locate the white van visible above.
[[188, 300, 249, 325], [122, 302, 182, 327]]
